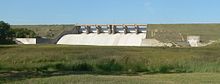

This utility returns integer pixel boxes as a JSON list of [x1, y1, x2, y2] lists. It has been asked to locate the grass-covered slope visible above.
[[11, 25, 75, 39], [147, 24, 220, 43]]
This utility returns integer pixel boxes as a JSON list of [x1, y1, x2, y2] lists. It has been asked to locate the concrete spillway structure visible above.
[[57, 24, 148, 46], [16, 38, 36, 44]]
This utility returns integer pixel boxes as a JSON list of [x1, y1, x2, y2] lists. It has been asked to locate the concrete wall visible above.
[[36, 27, 80, 44], [187, 36, 200, 47], [16, 38, 36, 44], [57, 33, 146, 46]]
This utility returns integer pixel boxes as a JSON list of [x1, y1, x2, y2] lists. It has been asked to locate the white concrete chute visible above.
[[57, 33, 146, 46]]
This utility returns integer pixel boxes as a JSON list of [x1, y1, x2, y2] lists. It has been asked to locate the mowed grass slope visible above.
[[147, 24, 220, 43], [11, 25, 75, 39]]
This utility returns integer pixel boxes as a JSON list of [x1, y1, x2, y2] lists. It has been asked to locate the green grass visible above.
[[0, 44, 219, 73], [147, 24, 220, 43], [6, 73, 220, 84], [0, 44, 220, 83]]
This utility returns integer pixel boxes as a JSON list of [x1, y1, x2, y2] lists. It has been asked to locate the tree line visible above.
[[0, 21, 36, 44]]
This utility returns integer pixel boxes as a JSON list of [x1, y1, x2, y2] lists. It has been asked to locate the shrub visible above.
[[55, 63, 72, 71], [132, 64, 149, 72], [173, 65, 191, 73], [36, 65, 56, 72], [97, 59, 123, 72], [72, 63, 94, 71], [158, 65, 174, 73], [12, 28, 36, 38]]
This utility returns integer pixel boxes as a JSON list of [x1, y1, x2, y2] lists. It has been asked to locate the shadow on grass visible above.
[[0, 45, 17, 51], [0, 62, 193, 83], [0, 71, 122, 83], [0, 70, 192, 84]]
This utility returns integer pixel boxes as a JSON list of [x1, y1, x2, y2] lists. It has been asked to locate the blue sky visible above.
[[1, 0, 220, 24]]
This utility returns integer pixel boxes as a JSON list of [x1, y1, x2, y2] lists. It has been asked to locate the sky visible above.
[[1, 0, 220, 24]]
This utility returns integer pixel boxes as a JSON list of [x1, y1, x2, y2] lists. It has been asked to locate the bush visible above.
[[72, 63, 94, 71], [36, 65, 55, 72], [132, 64, 149, 72], [158, 65, 174, 73], [97, 59, 123, 72], [12, 28, 36, 38], [0, 40, 15, 44], [55, 63, 72, 71]]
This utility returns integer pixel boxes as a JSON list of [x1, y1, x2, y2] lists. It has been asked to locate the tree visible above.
[[0, 21, 10, 39], [12, 28, 36, 38], [0, 21, 14, 44]]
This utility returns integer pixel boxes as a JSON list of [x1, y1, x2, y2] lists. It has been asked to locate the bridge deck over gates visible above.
[[76, 24, 148, 34]]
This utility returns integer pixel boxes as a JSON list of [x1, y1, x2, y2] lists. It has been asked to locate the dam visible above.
[[57, 24, 148, 46]]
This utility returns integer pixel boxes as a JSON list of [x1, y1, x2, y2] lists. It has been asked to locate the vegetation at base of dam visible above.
[[0, 43, 220, 83]]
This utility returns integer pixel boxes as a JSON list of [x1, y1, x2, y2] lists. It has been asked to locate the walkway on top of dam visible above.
[[75, 24, 148, 34]]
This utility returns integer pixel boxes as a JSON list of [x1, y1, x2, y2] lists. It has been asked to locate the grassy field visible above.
[[0, 44, 220, 83], [147, 24, 220, 43], [11, 25, 75, 39], [0, 44, 219, 73], [6, 73, 220, 84]]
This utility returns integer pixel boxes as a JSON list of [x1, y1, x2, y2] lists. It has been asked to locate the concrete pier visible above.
[[85, 26, 91, 34], [112, 25, 117, 34], [96, 25, 102, 34], [123, 25, 128, 34], [108, 25, 112, 34], [135, 24, 139, 34]]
